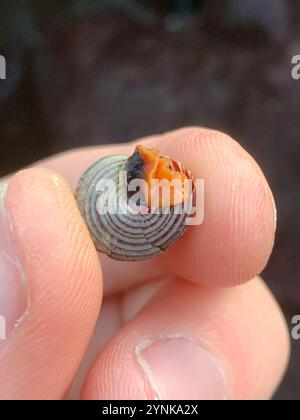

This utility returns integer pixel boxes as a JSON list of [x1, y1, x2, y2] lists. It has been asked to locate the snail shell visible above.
[[75, 146, 195, 261]]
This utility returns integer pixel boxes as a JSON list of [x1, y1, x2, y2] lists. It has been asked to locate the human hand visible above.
[[0, 127, 290, 400]]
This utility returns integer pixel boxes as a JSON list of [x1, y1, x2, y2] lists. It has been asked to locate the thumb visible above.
[[0, 168, 102, 399]]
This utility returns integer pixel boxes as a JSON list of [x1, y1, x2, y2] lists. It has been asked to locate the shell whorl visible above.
[[76, 150, 194, 261]]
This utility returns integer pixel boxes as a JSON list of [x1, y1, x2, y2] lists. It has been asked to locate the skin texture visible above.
[[0, 127, 289, 400]]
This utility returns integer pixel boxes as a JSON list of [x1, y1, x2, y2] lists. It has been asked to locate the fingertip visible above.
[[157, 127, 276, 286], [1, 167, 102, 399], [81, 277, 289, 400], [7, 166, 103, 320]]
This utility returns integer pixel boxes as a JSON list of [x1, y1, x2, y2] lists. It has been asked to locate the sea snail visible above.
[[75, 145, 196, 261]]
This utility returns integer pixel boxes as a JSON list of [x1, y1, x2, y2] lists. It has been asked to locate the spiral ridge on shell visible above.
[[76, 148, 195, 261]]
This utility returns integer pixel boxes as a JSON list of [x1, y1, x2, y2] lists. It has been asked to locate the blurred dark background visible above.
[[0, 0, 299, 400]]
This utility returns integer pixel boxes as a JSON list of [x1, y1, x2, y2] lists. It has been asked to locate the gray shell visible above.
[[75, 154, 193, 261]]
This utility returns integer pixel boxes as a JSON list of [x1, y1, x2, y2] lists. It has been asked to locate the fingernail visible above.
[[136, 337, 230, 400], [0, 181, 27, 340]]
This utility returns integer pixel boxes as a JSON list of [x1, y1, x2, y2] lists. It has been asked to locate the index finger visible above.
[[33, 127, 276, 291]]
